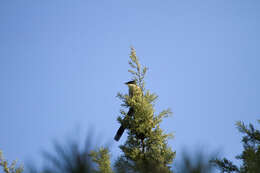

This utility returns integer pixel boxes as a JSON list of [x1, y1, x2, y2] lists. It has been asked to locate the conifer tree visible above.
[[114, 48, 175, 173], [90, 147, 113, 173], [211, 120, 260, 173]]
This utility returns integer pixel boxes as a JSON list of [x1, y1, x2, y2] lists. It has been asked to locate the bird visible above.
[[114, 80, 142, 141]]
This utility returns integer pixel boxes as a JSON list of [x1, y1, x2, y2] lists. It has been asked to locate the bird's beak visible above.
[[124, 82, 128, 85]]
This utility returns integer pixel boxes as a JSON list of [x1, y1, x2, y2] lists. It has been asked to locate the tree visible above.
[[211, 120, 260, 173], [90, 147, 113, 173], [24, 48, 175, 173], [114, 47, 175, 173]]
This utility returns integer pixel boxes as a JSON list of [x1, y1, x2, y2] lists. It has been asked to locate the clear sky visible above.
[[0, 0, 259, 169]]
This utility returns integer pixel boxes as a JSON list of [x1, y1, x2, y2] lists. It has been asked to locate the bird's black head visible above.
[[125, 80, 136, 85]]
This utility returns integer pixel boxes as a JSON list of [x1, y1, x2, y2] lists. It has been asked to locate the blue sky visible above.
[[0, 0, 259, 169]]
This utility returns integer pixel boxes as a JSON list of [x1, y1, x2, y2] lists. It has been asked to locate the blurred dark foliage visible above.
[[174, 149, 217, 173], [23, 120, 260, 173], [24, 134, 219, 173], [26, 134, 95, 173]]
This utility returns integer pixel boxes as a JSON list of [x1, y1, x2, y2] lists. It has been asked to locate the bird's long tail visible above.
[[114, 125, 125, 141], [114, 108, 134, 141]]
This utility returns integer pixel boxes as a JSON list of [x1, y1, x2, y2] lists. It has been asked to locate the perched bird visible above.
[[114, 80, 142, 141], [125, 80, 142, 98]]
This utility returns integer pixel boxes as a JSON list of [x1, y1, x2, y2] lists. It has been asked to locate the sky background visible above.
[[0, 0, 260, 170]]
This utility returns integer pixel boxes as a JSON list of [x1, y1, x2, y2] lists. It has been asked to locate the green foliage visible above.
[[89, 148, 113, 173], [211, 158, 239, 173], [211, 120, 260, 173], [127, 47, 147, 91], [115, 47, 175, 173], [0, 150, 23, 173]]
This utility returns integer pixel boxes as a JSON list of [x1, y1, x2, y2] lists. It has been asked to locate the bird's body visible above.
[[128, 83, 142, 97], [114, 80, 142, 141]]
